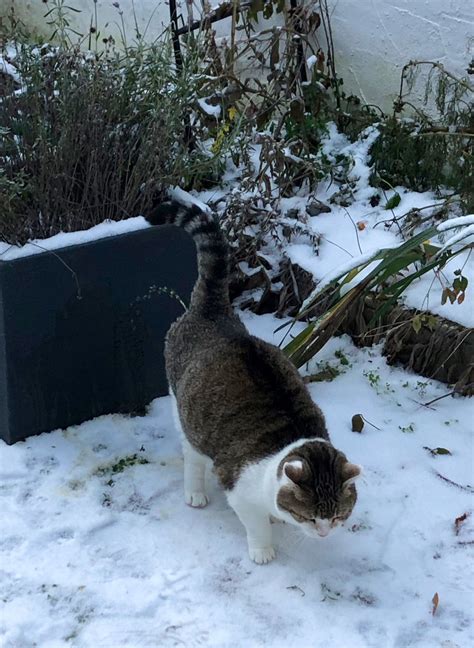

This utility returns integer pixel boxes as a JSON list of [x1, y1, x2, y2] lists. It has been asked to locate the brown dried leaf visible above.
[[351, 414, 364, 433], [432, 592, 439, 615], [454, 512, 469, 535], [357, 221, 366, 231]]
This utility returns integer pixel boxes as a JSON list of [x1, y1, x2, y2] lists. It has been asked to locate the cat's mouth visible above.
[[298, 522, 334, 539]]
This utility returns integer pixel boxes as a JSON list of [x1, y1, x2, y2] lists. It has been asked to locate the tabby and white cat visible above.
[[146, 200, 361, 564]]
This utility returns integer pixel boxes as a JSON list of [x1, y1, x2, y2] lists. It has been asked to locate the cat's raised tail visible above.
[[146, 200, 230, 317]]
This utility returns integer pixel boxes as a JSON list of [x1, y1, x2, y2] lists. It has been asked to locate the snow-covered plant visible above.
[[371, 61, 473, 213], [283, 215, 474, 368], [0, 12, 231, 245]]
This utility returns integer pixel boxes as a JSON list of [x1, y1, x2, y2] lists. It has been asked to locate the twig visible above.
[[286, 585, 305, 597], [432, 470, 474, 493], [403, 61, 473, 93], [343, 207, 363, 255], [28, 243, 82, 300], [174, 1, 252, 36], [361, 415, 381, 431], [289, 0, 307, 85], [421, 391, 456, 407], [322, 236, 354, 257]]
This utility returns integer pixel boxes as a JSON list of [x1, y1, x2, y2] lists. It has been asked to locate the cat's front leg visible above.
[[229, 498, 275, 564]]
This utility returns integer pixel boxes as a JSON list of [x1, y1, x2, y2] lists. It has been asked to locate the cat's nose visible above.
[[316, 522, 330, 537]]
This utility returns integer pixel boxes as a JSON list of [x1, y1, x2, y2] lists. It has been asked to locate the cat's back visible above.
[[171, 319, 328, 486], [164, 308, 245, 390]]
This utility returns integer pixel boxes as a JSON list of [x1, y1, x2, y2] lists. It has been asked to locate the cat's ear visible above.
[[284, 459, 308, 484], [342, 462, 362, 487]]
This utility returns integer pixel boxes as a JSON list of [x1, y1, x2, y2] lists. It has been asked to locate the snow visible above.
[[0, 217, 150, 262], [436, 225, 474, 254], [169, 186, 213, 213], [307, 55, 317, 71], [0, 187, 215, 263], [437, 215, 474, 232], [0, 48, 20, 82], [197, 97, 222, 118], [1, 311, 473, 648]]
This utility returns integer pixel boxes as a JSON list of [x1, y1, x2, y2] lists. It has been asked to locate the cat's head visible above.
[[276, 441, 361, 538]]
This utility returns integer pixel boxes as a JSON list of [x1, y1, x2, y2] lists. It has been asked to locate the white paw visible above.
[[249, 545, 276, 564], [185, 491, 209, 508]]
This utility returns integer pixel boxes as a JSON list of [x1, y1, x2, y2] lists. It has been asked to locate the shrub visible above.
[[370, 61, 473, 213], [0, 37, 223, 245]]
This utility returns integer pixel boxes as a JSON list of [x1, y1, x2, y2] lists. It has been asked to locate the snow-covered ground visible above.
[[1, 118, 473, 646], [1, 311, 473, 648]]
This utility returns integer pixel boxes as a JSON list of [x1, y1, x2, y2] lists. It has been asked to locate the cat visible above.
[[146, 199, 361, 564]]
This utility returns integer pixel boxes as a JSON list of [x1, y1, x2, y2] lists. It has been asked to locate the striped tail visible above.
[[146, 200, 230, 317]]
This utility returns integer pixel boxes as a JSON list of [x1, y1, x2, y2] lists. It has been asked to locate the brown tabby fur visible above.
[[146, 201, 358, 518]]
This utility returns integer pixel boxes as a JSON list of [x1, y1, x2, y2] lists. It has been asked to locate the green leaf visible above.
[[424, 446, 452, 456], [282, 323, 316, 357], [384, 192, 401, 210]]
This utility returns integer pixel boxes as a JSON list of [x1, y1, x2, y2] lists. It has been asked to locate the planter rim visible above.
[[0, 216, 153, 265]]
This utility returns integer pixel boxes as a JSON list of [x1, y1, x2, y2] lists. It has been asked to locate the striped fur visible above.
[[146, 200, 361, 564], [146, 201, 230, 317]]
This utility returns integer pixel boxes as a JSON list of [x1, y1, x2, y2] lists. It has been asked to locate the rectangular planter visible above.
[[0, 225, 197, 444]]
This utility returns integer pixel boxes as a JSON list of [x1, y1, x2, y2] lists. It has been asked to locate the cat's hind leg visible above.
[[170, 391, 209, 508], [181, 436, 209, 508]]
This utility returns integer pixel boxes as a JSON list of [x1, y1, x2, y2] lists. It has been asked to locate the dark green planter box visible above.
[[0, 225, 197, 444]]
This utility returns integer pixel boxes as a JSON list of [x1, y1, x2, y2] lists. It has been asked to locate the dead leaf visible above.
[[351, 414, 364, 433], [454, 512, 469, 535], [412, 314, 422, 334], [432, 592, 439, 616], [356, 221, 366, 231]]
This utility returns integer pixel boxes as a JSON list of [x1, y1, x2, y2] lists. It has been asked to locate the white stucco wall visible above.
[[2, 0, 473, 112], [325, 0, 473, 112], [0, 0, 174, 43]]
